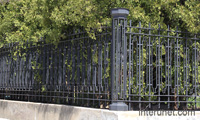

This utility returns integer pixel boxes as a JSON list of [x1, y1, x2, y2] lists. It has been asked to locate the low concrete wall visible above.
[[0, 100, 118, 120], [0, 100, 200, 120]]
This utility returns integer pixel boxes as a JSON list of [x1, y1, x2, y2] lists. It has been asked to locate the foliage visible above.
[[0, 0, 199, 46]]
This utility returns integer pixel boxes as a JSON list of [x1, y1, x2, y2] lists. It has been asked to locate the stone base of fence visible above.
[[0, 100, 200, 120]]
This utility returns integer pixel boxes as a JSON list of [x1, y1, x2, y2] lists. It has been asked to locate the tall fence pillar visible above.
[[109, 8, 129, 111]]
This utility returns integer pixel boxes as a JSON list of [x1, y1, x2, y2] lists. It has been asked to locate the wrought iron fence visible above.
[[0, 8, 200, 111], [0, 26, 112, 109], [111, 8, 200, 110]]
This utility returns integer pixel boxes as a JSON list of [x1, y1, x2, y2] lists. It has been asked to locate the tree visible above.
[[0, 0, 199, 46]]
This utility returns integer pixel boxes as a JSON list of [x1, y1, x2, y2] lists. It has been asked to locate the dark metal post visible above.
[[110, 8, 129, 111]]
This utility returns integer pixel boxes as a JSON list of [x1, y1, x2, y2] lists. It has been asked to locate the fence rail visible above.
[[0, 8, 200, 111]]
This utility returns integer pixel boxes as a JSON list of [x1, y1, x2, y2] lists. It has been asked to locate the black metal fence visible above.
[[0, 26, 112, 109], [111, 8, 200, 110], [0, 8, 200, 111]]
